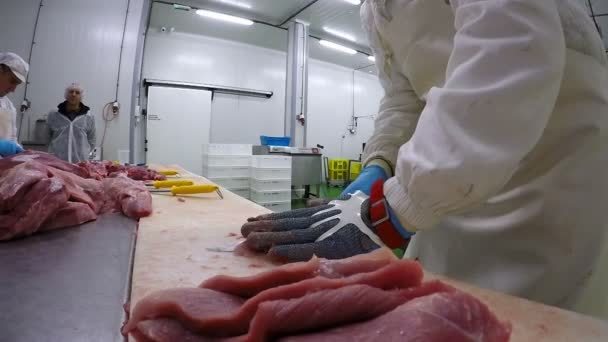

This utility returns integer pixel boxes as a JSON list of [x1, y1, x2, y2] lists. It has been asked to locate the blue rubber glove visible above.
[[342, 165, 388, 196], [0, 140, 23, 157]]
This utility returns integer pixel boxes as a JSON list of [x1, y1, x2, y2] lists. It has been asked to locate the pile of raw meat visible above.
[[123, 249, 512, 342], [78, 160, 166, 181], [0, 151, 153, 241]]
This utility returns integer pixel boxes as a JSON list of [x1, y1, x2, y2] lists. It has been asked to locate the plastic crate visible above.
[[231, 188, 250, 199], [209, 177, 250, 189], [260, 136, 291, 146], [251, 155, 291, 168], [203, 144, 252, 155], [251, 188, 291, 203], [329, 159, 349, 171], [203, 166, 250, 178], [349, 161, 362, 181], [251, 167, 291, 180], [329, 169, 348, 181], [250, 178, 291, 191], [203, 154, 251, 167], [259, 200, 291, 212]]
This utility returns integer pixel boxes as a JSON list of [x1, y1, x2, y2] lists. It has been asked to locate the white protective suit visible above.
[[47, 107, 96, 163], [362, 0, 608, 307], [0, 96, 17, 141]]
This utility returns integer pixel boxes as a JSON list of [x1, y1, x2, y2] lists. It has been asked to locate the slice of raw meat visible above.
[[122, 288, 245, 334], [136, 319, 223, 342], [281, 291, 512, 342], [124, 259, 423, 337], [40, 202, 97, 232], [200, 248, 397, 298], [102, 175, 153, 219], [247, 281, 454, 342], [0, 177, 69, 240], [200, 258, 322, 298]]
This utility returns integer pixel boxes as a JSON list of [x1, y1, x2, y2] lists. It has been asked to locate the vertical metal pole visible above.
[[284, 20, 309, 147]]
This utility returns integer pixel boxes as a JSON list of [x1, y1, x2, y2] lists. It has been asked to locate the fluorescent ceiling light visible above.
[[368, 55, 376, 62], [218, 0, 252, 9], [323, 27, 356, 42], [195, 9, 253, 25], [319, 40, 357, 55], [343, 0, 362, 5]]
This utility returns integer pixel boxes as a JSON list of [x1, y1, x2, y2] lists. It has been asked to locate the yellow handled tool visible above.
[[158, 169, 180, 176], [147, 180, 194, 188], [150, 184, 223, 199]]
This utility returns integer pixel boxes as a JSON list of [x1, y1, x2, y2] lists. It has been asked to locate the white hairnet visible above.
[[64, 83, 85, 100]]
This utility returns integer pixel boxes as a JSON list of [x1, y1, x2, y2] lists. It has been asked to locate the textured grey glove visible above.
[[242, 192, 385, 262]]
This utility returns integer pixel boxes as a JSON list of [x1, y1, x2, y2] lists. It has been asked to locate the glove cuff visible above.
[[369, 179, 410, 249]]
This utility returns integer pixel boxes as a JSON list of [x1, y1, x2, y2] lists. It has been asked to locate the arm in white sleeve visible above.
[[360, 2, 425, 176], [385, 0, 566, 230]]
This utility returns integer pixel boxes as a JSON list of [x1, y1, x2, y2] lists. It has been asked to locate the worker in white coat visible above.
[[47, 83, 96, 163], [0, 52, 28, 146], [241, 0, 608, 309]]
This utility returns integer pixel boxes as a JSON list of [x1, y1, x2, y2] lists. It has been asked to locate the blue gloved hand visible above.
[[242, 180, 413, 262], [341, 165, 388, 196], [0, 140, 24, 157]]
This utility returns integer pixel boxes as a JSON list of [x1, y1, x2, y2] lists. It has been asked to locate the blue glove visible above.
[[0, 140, 23, 157], [342, 165, 388, 196]]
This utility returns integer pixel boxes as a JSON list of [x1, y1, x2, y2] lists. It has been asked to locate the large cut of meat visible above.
[[78, 160, 166, 181], [0, 152, 153, 241], [123, 249, 511, 342]]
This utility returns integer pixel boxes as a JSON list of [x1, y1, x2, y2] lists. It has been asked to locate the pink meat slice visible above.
[[246, 281, 454, 342], [0, 177, 69, 240], [200, 249, 397, 298], [136, 319, 227, 342], [122, 288, 245, 334], [102, 175, 153, 219], [281, 291, 512, 342], [124, 259, 423, 337], [40, 202, 98, 232]]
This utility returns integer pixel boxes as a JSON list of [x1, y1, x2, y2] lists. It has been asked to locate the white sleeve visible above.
[[385, 0, 566, 230], [360, 1, 424, 173]]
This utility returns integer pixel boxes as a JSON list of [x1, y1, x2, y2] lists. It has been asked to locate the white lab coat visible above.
[[362, 0, 608, 307], [0, 96, 17, 141]]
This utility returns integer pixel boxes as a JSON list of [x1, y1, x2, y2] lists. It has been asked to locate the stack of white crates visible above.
[[250, 155, 292, 212], [202, 144, 252, 199]]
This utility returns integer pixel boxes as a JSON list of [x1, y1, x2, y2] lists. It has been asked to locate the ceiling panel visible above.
[[294, 0, 369, 51], [149, 2, 288, 52], [172, 0, 313, 25]]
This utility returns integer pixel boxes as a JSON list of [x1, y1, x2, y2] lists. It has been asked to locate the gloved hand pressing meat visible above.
[[0, 140, 23, 157], [242, 179, 413, 262]]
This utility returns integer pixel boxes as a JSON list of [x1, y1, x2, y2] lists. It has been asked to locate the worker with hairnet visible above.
[[0, 52, 28, 157], [241, 0, 608, 309], [47, 83, 96, 163]]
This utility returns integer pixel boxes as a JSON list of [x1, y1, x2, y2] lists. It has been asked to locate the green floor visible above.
[[292, 184, 346, 209]]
